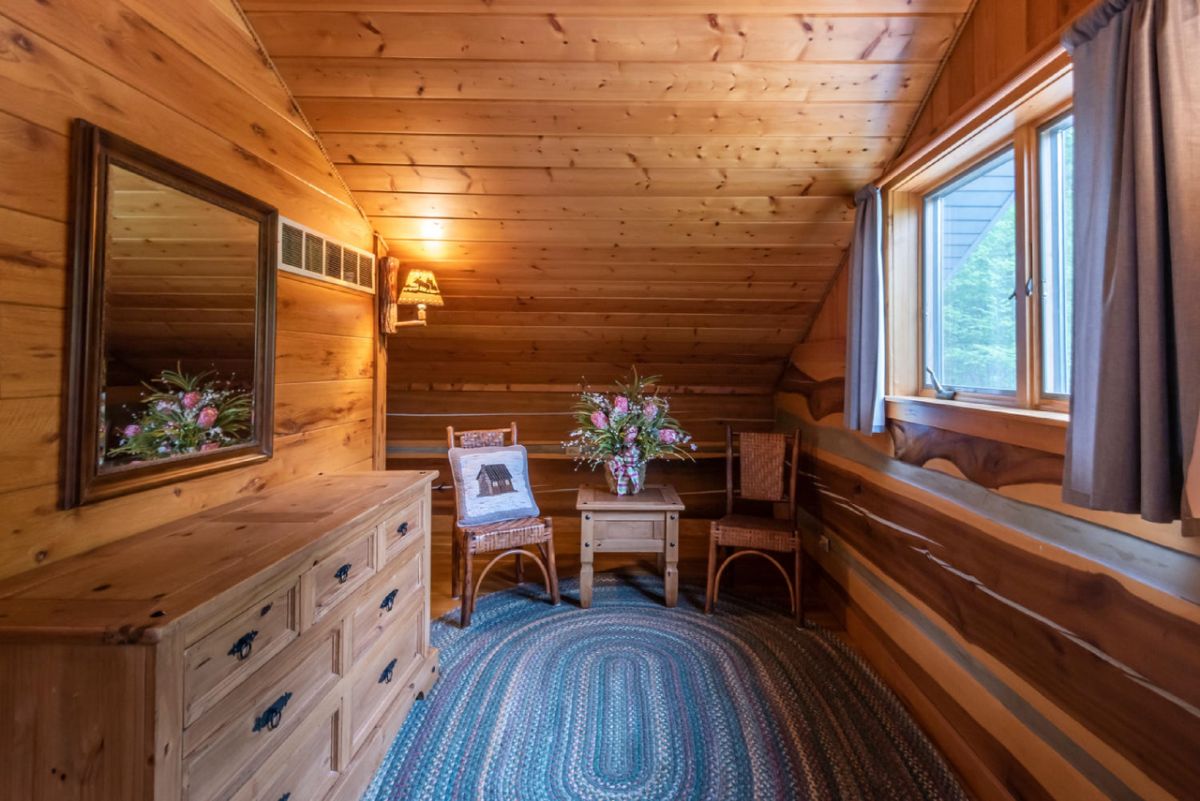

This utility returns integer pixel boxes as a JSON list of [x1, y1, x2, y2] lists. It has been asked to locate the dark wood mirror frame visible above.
[[63, 120, 277, 508]]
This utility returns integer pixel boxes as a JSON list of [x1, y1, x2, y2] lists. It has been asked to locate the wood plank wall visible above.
[[386, 382, 777, 602], [900, 0, 1093, 158], [0, 0, 377, 581], [781, 265, 1200, 799]]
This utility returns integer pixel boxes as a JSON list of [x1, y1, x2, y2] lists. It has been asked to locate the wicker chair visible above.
[[447, 423, 560, 627], [705, 427, 803, 622]]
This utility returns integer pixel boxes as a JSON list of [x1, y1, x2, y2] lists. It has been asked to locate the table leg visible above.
[[664, 512, 679, 607], [580, 512, 594, 609]]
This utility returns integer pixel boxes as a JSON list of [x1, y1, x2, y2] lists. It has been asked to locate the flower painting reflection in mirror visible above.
[[96, 164, 260, 472]]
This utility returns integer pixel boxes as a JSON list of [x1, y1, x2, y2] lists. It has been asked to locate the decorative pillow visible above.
[[448, 444, 540, 527]]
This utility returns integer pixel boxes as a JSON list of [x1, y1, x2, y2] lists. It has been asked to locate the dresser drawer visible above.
[[309, 529, 377, 624], [184, 582, 299, 726], [183, 626, 342, 801], [349, 599, 424, 752], [350, 546, 423, 664], [379, 495, 423, 563], [229, 695, 342, 801]]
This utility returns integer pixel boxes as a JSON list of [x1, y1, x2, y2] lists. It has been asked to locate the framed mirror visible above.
[[63, 121, 277, 507]]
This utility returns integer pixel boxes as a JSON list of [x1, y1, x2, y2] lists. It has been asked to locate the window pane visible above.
[[1039, 116, 1074, 396], [925, 149, 1018, 393]]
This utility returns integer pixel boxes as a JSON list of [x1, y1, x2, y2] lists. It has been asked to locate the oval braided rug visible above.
[[364, 575, 967, 801]]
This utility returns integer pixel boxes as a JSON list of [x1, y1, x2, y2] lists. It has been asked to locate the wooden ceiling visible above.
[[242, 0, 971, 393]]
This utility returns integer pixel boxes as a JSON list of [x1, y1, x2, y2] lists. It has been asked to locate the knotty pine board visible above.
[[0, 0, 375, 581]]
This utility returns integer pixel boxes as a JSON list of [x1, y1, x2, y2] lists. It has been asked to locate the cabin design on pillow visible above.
[[476, 464, 515, 497], [448, 445, 540, 526]]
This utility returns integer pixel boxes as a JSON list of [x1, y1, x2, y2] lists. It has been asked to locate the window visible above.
[[912, 113, 1075, 409], [1039, 115, 1074, 397], [924, 148, 1019, 394]]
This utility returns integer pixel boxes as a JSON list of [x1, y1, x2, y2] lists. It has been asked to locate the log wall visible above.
[[0, 0, 377, 580], [780, 272, 1200, 801], [385, 379, 777, 583]]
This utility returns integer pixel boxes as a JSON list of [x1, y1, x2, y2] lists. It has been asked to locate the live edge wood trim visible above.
[[794, 445, 1200, 800], [888, 420, 1063, 488], [886, 397, 1067, 456]]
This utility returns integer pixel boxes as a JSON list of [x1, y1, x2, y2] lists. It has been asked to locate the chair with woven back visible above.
[[447, 422, 560, 627], [705, 427, 803, 623]]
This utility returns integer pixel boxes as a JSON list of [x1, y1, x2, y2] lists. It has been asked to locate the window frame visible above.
[[1035, 111, 1075, 403], [883, 54, 1074, 418], [921, 144, 1021, 399]]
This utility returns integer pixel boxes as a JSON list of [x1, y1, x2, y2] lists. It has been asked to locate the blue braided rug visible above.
[[363, 575, 967, 801]]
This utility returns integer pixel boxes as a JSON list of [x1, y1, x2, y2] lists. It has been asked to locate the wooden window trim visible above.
[[885, 396, 1067, 455], [883, 50, 1074, 431]]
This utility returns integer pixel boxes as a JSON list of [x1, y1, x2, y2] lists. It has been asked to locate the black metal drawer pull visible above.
[[397, 521, 409, 536], [379, 658, 398, 685], [334, 563, 352, 584], [252, 691, 293, 733], [278, 795, 291, 801], [228, 630, 258, 661], [380, 588, 399, 612]]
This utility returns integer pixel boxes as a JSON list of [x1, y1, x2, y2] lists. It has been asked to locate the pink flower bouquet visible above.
[[564, 371, 695, 495], [107, 365, 252, 464]]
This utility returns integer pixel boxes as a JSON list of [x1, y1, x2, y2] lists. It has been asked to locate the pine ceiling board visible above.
[[388, 346, 796, 367], [356, 194, 855, 223], [246, 13, 959, 62], [394, 263, 839, 285], [425, 280, 830, 302], [241, 1, 972, 14], [246, 1, 968, 393], [396, 325, 808, 344], [388, 339, 798, 360], [375, 244, 848, 265], [425, 311, 811, 330], [320, 134, 900, 170], [403, 264, 839, 285], [340, 166, 876, 197], [303, 99, 913, 136], [275, 59, 935, 103], [374, 219, 854, 247]]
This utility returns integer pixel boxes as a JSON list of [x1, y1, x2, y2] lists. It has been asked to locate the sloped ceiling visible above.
[[242, 0, 970, 393]]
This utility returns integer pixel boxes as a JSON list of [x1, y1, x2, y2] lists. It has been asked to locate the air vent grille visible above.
[[280, 223, 303, 270], [278, 218, 375, 294]]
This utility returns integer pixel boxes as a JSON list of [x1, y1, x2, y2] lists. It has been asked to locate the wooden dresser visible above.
[[0, 471, 438, 801]]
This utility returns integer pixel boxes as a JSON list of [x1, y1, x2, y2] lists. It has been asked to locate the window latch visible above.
[[1009, 278, 1036, 301], [1025, 277, 1035, 297], [925, 368, 957, 401]]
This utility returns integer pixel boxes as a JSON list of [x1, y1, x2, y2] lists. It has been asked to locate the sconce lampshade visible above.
[[397, 269, 444, 307]]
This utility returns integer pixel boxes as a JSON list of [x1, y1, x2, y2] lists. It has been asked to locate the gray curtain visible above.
[[844, 185, 886, 434], [1062, 0, 1200, 523]]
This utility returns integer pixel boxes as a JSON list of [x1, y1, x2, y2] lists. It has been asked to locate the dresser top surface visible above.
[[0, 471, 435, 642]]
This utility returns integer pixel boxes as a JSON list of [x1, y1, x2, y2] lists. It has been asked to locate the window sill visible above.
[[885, 396, 1067, 455]]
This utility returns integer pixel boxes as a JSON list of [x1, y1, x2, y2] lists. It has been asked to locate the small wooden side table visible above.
[[576, 484, 685, 608]]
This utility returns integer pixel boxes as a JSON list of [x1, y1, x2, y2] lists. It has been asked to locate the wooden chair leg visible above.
[[514, 552, 524, 584], [794, 543, 804, 625], [451, 527, 462, 599], [461, 544, 474, 628], [704, 530, 718, 614], [545, 522, 560, 605]]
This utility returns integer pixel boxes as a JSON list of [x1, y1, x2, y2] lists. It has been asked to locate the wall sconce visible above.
[[381, 258, 443, 333]]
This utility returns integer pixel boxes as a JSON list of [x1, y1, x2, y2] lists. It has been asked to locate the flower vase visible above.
[[606, 459, 647, 496]]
